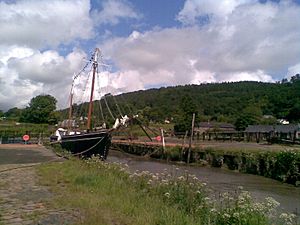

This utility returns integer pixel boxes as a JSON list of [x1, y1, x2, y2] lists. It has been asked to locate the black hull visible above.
[[60, 131, 111, 159]]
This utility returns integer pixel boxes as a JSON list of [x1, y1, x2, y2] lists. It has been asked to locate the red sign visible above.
[[156, 136, 161, 142], [23, 134, 30, 141]]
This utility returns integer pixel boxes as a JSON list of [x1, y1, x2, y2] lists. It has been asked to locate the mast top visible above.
[[87, 48, 100, 130]]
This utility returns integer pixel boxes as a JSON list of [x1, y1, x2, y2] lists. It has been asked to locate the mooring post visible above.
[[181, 130, 188, 160], [160, 128, 165, 153], [187, 113, 195, 164], [38, 133, 42, 145]]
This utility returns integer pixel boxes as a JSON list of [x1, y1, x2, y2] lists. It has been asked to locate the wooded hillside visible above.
[[64, 79, 300, 129]]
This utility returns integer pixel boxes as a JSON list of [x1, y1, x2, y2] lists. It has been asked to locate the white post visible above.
[[160, 128, 165, 153], [187, 113, 195, 164]]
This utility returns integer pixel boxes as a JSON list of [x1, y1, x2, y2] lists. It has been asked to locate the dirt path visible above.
[[0, 144, 79, 225]]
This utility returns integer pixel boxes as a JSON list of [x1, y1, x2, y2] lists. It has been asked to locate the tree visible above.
[[286, 102, 300, 122], [4, 107, 22, 120], [20, 95, 58, 124], [235, 105, 262, 131], [174, 95, 198, 133], [290, 74, 300, 83]]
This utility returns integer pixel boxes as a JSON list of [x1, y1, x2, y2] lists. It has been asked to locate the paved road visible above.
[[0, 144, 58, 166], [0, 144, 77, 225]]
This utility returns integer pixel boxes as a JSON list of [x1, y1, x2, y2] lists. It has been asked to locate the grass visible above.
[[37, 156, 297, 225], [38, 159, 198, 225], [0, 121, 54, 137]]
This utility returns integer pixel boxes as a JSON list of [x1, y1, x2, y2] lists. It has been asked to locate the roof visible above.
[[245, 124, 300, 133], [245, 125, 274, 133], [275, 124, 299, 133], [198, 122, 235, 129]]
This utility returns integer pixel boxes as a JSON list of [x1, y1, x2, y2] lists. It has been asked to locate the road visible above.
[[0, 144, 76, 225]]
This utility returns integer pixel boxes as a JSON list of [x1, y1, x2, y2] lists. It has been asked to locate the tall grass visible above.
[[38, 157, 297, 225]]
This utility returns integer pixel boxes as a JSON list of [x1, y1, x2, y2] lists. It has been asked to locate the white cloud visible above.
[[0, 0, 93, 48], [92, 0, 141, 26], [287, 63, 300, 79], [98, 0, 299, 91], [177, 0, 254, 25], [0, 47, 87, 110], [1, 0, 300, 112]]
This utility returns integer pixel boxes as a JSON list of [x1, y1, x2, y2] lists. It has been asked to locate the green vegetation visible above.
[[20, 94, 58, 124], [1, 78, 300, 130], [113, 143, 300, 185], [38, 157, 297, 225], [0, 121, 53, 138], [56, 78, 300, 130]]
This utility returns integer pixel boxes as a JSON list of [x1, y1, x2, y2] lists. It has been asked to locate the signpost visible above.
[[23, 134, 30, 144]]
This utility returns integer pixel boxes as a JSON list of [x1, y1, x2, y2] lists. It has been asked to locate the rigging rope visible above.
[[103, 95, 116, 120], [95, 66, 105, 123], [112, 96, 124, 118]]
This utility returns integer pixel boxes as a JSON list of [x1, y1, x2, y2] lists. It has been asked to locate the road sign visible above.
[[23, 134, 30, 141]]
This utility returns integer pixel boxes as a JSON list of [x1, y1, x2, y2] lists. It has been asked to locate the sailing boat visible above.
[[52, 48, 127, 159]]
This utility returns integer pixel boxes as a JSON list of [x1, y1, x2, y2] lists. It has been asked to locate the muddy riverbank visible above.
[[108, 150, 300, 215]]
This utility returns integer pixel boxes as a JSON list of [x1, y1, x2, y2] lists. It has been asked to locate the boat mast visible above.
[[87, 48, 100, 131], [67, 85, 74, 132]]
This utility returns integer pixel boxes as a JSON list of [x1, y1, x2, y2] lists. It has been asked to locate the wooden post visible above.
[[38, 133, 43, 145], [181, 130, 188, 160], [187, 113, 195, 164], [160, 128, 165, 153]]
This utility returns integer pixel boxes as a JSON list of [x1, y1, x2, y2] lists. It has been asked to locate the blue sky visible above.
[[0, 0, 300, 110]]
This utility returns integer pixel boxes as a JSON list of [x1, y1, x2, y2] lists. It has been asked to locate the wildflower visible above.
[[279, 213, 296, 225], [210, 208, 217, 213], [265, 197, 280, 209], [233, 212, 240, 218], [222, 213, 230, 219]]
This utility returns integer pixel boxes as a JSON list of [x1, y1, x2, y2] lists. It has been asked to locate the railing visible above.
[[0, 132, 47, 144]]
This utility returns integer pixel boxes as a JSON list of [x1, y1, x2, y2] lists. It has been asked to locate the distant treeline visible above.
[[59, 78, 300, 130], [2, 76, 300, 131]]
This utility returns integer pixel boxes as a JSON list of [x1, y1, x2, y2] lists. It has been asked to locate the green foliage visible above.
[[174, 95, 198, 133], [4, 107, 22, 120], [235, 105, 263, 131], [50, 157, 295, 225], [58, 81, 300, 126], [20, 95, 58, 124], [286, 102, 300, 122]]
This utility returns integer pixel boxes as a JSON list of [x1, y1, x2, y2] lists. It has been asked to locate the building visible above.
[[244, 124, 300, 142]]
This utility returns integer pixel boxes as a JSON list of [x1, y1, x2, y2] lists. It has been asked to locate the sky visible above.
[[0, 0, 300, 111]]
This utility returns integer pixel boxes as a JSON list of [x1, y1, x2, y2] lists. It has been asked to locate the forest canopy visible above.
[[2, 77, 300, 129]]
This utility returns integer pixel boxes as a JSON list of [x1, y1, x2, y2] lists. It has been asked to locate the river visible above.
[[107, 150, 300, 215]]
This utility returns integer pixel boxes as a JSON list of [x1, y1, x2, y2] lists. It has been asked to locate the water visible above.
[[107, 150, 300, 214]]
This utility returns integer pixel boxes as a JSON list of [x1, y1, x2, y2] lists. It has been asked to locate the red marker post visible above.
[[156, 136, 161, 142], [23, 134, 30, 144]]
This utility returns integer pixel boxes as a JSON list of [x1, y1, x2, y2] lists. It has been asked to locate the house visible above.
[[195, 122, 235, 134], [244, 124, 300, 142], [274, 124, 300, 140]]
